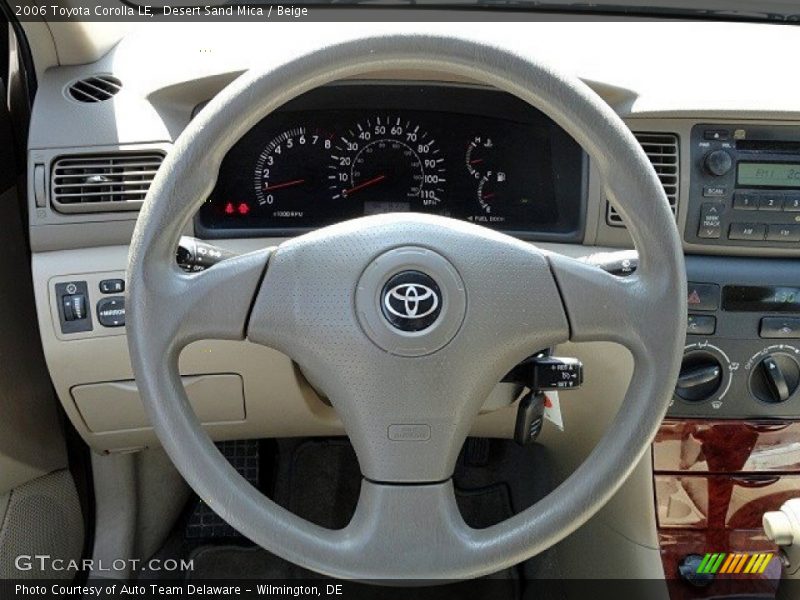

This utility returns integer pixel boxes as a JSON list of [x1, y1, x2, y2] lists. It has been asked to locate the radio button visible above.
[[698, 203, 723, 239], [759, 194, 784, 211], [760, 317, 800, 339], [704, 129, 730, 141], [784, 195, 800, 212], [703, 186, 727, 198], [729, 222, 767, 241], [733, 191, 759, 211], [766, 224, 800, 242]]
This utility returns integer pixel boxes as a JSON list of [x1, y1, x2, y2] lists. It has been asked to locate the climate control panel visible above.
[[669, 255, 800, 418]]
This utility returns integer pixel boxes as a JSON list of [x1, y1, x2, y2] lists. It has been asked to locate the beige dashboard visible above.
[[24, 21, 800, 453]]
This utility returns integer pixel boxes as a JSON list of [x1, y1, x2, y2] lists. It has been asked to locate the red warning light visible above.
[[237, 202, 250, 215], [224, 202, 235, 215]]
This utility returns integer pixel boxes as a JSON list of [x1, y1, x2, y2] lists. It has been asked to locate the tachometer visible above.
[[329, 117, 445, 212], [253, 127, 331, 219]]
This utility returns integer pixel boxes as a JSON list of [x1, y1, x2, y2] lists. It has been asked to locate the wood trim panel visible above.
[[654, 419, 798, 598], [654, 419, 800, 474]]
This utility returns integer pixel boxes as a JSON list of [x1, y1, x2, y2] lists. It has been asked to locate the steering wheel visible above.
[[127, 35, 686, 580]]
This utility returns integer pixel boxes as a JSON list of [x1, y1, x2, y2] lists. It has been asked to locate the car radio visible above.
[[686, 123, 800, 248]]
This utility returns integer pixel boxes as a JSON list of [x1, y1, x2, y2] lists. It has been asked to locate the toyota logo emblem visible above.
[[380, 271, 443, 332], [384, 284, 440, 319]]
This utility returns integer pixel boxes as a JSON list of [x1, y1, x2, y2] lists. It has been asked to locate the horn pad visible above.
[[355, 246, 466, 357]]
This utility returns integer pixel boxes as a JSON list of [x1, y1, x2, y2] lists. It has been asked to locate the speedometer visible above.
[[329, 117, 446, 212]]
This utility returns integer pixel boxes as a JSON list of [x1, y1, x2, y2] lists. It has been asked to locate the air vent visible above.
[[51, 152, 164, 214], [67, 75, 122, 103], [607, 132, 679, 227]]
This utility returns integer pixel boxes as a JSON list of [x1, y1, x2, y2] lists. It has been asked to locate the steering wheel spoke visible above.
[[547, 252, 681, 354], [330, 480, 477, 578], [128, 249, 272, 355]]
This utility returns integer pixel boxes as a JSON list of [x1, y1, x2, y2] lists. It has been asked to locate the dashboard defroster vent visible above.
[[67, 75, 122, 103], [607, 132, 679, 227], [50, 152, 164, 214]]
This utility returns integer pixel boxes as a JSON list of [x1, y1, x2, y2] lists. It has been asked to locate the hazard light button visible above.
[[687, 282, 720, 312]]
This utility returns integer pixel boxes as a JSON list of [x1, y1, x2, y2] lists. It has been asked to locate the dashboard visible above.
[[196, 85, 586, 241], [18, 22, 800, 587], [24, 22, 800, 457]]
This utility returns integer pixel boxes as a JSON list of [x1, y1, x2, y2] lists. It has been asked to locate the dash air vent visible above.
[[67, 75, 122, 103], [51, 152, 164, 214], [607, 132, 679, 227]]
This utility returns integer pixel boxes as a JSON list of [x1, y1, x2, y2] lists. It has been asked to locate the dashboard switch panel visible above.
[[55, 281, 92, 334]]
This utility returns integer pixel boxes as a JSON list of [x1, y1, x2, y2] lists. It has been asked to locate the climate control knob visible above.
[[676, 351, 724, 403], [750, 353, 800, 404], [704, 150, 733, 177]]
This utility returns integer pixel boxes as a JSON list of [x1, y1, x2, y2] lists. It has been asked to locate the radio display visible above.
[[723, 285, 800, 313], [737, 162, 800, 188]]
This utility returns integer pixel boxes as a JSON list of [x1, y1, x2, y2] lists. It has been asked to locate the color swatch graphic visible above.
[[696, 552, 774, 575]]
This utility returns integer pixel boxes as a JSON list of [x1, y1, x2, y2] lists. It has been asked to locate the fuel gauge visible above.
[[476, 171, 508, 215]]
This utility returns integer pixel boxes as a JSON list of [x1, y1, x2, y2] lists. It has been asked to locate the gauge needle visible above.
[[343, 174, 386, 197], [482, 192, 496, 200], [264, 178, 305, 192], [470, 159, 484, 165]]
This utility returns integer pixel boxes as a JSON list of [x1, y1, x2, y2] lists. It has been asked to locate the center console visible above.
[[661, 125, 800, 590], [658, 255, 800, 594]]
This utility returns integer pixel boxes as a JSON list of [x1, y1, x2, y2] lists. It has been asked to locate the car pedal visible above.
[[185, 440, 260, 540]]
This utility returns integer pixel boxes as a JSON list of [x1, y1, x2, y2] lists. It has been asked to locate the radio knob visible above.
[[704, 150, 733, 177], [750, 353, 800, 404]]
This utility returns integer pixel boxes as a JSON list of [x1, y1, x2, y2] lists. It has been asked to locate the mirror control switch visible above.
[[96, 296, 126, 328]]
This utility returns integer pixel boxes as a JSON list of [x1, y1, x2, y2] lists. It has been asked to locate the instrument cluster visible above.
[[197, 85, 586, 240]]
